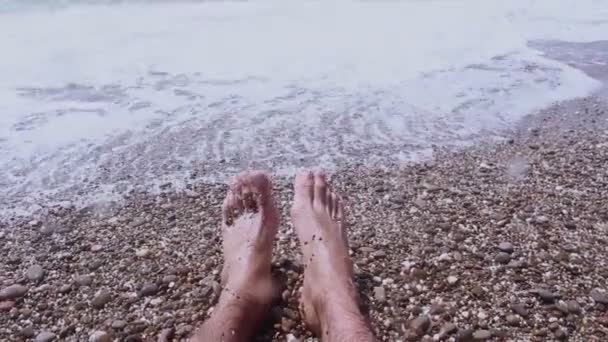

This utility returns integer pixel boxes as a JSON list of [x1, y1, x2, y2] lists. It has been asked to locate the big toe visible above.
[[294, 170, 314, 205]]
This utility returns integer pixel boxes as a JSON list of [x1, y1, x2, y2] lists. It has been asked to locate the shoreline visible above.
[[1, 92, 607, 341]]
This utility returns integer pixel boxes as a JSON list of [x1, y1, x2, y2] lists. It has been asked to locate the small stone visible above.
[[506, 314, 521, 326], [89, 330, 111, 342], [498, 242, 514, 253], [439, 323, 458, 338], [409, 315, 431, 336], [371, 250, 387, 259], [88, 260, 103, 271], [140, 283, 159, 297], [511, 303, 529, 317], [495, 252, 511, 264], [135, 248, 151, 258], [0, 300, 16, 311], [281, 317, 295, 332], [455, 329, 474, 342], [20, 326, 36, 338], [0, 284, 28, 300], [157, 328, 175, 342], [554, 328, 568, 340], [90, 244, 103, 252], [91, 290, 112, 309], [534, 289, 558, 303], [590, 289, 608, 304], [535, 215, 549, 224], [40, 225, 55, 236], [124, 335, 143, 342], [374, 286, 386, 302], [286, 333, 300, 342], [75, 275, 93, 287], [35, 331, 57, 342], [176, 324, 193, 337], [162, 275, 178, 284], [447, 275, 458, 285], [471, 286, 484, 297], [111, 320, 127, 330], [26, 264, 45, 282], [566, 300, 582, 314], [473, 329, 492, 340], [58, 284, 72, 294]]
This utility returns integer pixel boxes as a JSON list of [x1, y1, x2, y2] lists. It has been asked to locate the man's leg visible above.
[[291, 170, 376, 341], [191, 171, 280, 342]]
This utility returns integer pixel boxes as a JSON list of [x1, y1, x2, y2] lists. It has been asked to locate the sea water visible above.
[[1, 0, 607, 215]]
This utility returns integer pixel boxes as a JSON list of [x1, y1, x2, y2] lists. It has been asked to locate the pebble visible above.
[[590, 289, 608, 304], [162, 275, 178, 284], [40, 225, 55, 236], [498, 242, 514, 253], [374, 286, 387, 302], [111, 320, 127, 330], [26, 264, 45, 282], [90, 244, 103, 252], [281, 317, 296, 332], [447, 275, 458, 285], [176, 324, 193, 337], [495, 252, 511, 264], [566, 300, 582, 314], [0, 300, 16, 311], [91, 290, 112, 309], [455, 329, 474, 342], [506, 314, 521, 326], [0, 284, 28, 300], [89, 330, 111, 342], [535, 289, 558, 303], [58, 284, 72, 294], [20, 326, 36, 338], [438, 323, 457, 338], [35, 331, 57, 342], [473, 329, 492, 340], [135, 248, 151, 258], [511, 303, 529, 317], [409, 315, 431, 336], [286, 333, 300, 342], [158, 328, 175, 342], [140, 283, 159, 297], [75, 275, 93, 287]]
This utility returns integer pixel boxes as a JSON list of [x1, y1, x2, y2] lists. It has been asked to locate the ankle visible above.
[[317, 296, 375, 341]]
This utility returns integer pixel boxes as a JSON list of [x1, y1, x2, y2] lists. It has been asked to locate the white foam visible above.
[[0, 0, 606, 216]]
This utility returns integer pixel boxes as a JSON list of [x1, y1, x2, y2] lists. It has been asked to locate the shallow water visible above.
[[1, 0, 607, 215]]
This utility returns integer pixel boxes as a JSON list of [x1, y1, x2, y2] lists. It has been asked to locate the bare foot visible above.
[[221, 170, 280, 306], [192, 171, 280, 341], [292, 170, 375, 340]]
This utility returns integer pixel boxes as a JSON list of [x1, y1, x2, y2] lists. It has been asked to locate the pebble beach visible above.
[[1, 92, 608, 341]]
